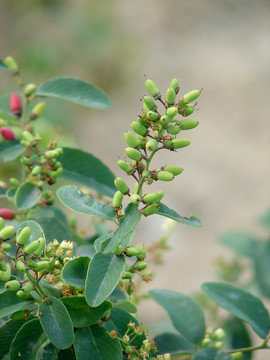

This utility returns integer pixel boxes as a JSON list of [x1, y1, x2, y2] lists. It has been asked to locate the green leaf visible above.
[[37, 343, 58, 360], [35, 77, 112, 109], [102, 204, 141, 253], [85, 252, 125, 307], [150, 289, 205, 344], [0, 60, 10, 71], [215, 352, 233, 360], [0, 140, 24, 162], [0, 319, 26, 359], [223, 318, 251, 360], [202, 282, 270, 339], [15, 182, 42, 210], [10, 318, 47, 360], [193, 348, 217, 360], [157, 203, 202, 227], [16, 220, 45, 245], [57, 347, 76, 360], [39, 297, 74, 349], [254, 241, 270, 297], [104, 308, 146, 348], [154, 332, 195, 355], [59, 148, 116, 198], [115, 300, 137, 313], [0, 291, 34, 318], [74, 325, 122, 360], [57, 185, 116, 221], [7, 186, 17, 200], [62, 257, 90, 288], [39, 279, 61, 299], [94, 232, 114, 252], [61, 296, 112, 327], [219, 231, 257, 258]]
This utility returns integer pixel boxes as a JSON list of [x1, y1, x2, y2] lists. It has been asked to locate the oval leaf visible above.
[[154, 332, 195, 356], [219, 231, 257, 258], [0, 140, 24, 162], [74, 325, 122, 360], [35, 77, 111, 109], [59, 148, 116, 197], [62, 257, 90, 288], [193, 348, 217, 360], [202, 282, 270, 339], [15, 182, 42, 210], [57, 185, 116, 221], [85, 252, 125, 307], [0, 291, 34, 318], [157, 203, 202, 227], [39, 297, 74, 349], [0, 319, 26, 359], [31, 213, 72, 242], [150, 289, 205, 344]]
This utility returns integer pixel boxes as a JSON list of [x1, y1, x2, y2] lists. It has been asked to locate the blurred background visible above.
[[0, 0, 269, 356]]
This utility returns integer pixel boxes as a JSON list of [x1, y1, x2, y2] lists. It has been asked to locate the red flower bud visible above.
[[0, 208, 15, 220], [10, 93, 22, 117], [0, 127, 15, 141]]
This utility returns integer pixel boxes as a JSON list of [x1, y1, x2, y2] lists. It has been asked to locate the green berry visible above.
[[146, 139, 158, 152], [33, 237, 46, 256], [157, 171, 174, 181], [137, 116, 149, 127], [35, 261, 50, 272], [21, 157, 31, 166], [31, 165, 42, 176], [45, 150, 59, 159], [4, 56, 19, 73], [142, 203, 159, 216], [172, 138, 190, 149], [114, 177, 129, 195], [123, 271, 133, 279], [124, 131, 138, 148], [24, 83, 36, 97], [16, 290, 29, 299], [16, 226, 31, 247], [166, 88, 176, 105], [112, 191, 124, 209], [166, 106, 178, 118], [31, 102, 46, 120], [143, 191, 164, 204], [0, 261, 7, 271], [125, 147, 142, 161], [10, 178, 19, 187], [0, 225, 15, 240], [163, 140, 173, 149], [131, 121, 148, 137], [214, 341, 223, 350], [52, 167, 63, 178], [231, 352, 243, 360], [24, 240, 41, 255], [0, 264, 11, 281], [137, 261, 148, 270], [143, 96, 156, 111], [160, 115, 171, 127], [183, 90, 200, 103], [1, 243, 11, 251], [125, 346, 133, 355], [23, 130, 34, 143], [37, 181, 44, 189], [145, 79, 161, 99], [167, 125, 181, 135], [117, 160, 133, 174], [12, 310, 27, 320], [5, 280, 21, 291], [142, 170, 150, 178], [212, 328, 225, 340], [16, 261, 26, 272], [170, 78, 179, 92], [179, 119, 199, 130], [146, 111, 159, 121], [164, 166, 183, 176], [182, 104, 194, 116], [126, 247, 139, 256], [129, 194, 141, 204]]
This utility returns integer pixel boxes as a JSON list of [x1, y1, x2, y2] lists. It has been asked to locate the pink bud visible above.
[[0, 127, 15, 141], [9, 93, 22, 116], [0, 208, 15, 220]]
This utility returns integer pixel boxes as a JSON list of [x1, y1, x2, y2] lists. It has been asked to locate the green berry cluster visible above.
[[113, 78, 200, 218]]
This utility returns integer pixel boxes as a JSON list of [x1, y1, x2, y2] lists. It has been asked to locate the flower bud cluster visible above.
[[113, 77, 200, 217], [200, 327, 227, 351]]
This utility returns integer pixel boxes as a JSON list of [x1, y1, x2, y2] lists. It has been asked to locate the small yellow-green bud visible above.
[[114, 177, 129, 195], [157, 171, 174, 181], [4, 56, 19, 73], [0, 225, 15, 240], [179, 119, 199, 130], [166, 106, 178, 118], [123, 271, 133, 279], [212, 328, 225, 340], [21, 157, 31, 166], [131, 121, 148, 137], [146, 138, 158, 152], [145, 79, 161, 99], [16, 226, 31, 247], [10, 178, 19, 187], [33, 237, 46, 256], [172, 138, 190, 149], [112, 191, 124, 209], [124, 131, 138, 148], [137, 116, 149, 127], [5, 280, 21, 291], [129, 194, 141, 204], [125, 346, 133, 355], [214, 341, 223, 350], [137, 261, 148, 270], [231, 352, 243, 360], [143, 191, 164, 204], [31, 102, 46, 120], [52, 167, 63, 178], [167, 125, 180, 135], [201, 337, 211, 347], [166, 88, 176, 105], [170, 78, 179, 92], [0, 264, 11, 281], [24, 83, 36, 97], [125, 147, 142, 161], [143, 96, 157, 111], [23, 130, 34, 143], [142, 203, 160, 216], [16, 261, 26, 272], [183, 90, 200, 103], [31, 165, 42, 176], [125, 247, 139, 256], [24, 240, 41, 255], [142, 170, 150, 178], [164, 166, 183, 176], [117, 160, 133, 174], [45, 150, 59, 159], [146, 111, 159, 121]]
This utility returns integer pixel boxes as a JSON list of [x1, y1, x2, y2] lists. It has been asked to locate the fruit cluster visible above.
[[113, 78, 200, 218]]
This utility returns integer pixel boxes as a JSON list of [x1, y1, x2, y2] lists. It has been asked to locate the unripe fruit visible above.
[[143, 96, 156, 111], [164, 166, 183, 176], [23, 130, 34, 143], [0, 225, 15, 239], [21, 157, 31, 165], [201, 338, 211, 347], [214, 341, 223, 350], [112, 191, 124, 209], [167, 125, 180, 135], [142, 203, 160, 216], [24, 83, 36, 97], [0, 208, 15, 220], [212, 328, 225, 340], [143, 191, 164, 204], [33, 237, 46, 256], [12, 310, 26, 320], [124, 131, 138, 148], [10, 93, 22, 116], [170, 78, 179, 92], [27, 260, 38, 269], [0, 264, 11, 281], [5, 280, 21, 291], [129, 194, 141, 204], [117, 160, 133, 174], [52, 167, 63, 178], [172, 138, 190, 149], [16, 261, 26, 272], [125, 346, 133, 355], [231, 352, 243, 360], [137, 116, 149, 127], [183, 89, 200, 103], [114, 177, 129, 195], [182, 104, 194, 116], [131, 121, 148, 137], [125, 247, 139, 256], [142, 170, 150, 178], [16, 290, 29, 299], [10, 178, 19, 187], [125, 147, 142, 161], [23, 283, 34, 293], [160, 115, 171, 127], [157, 171, 174, 181], [145, 79, 161, 100], [45, 150, 59, 159], [166, 106, 178, 118], [137, 261, 148, 270], [31, 165, 42, 176], [24, 240, 41, 255], [16, 226, 31, 247], [1, 243, 11, 251], [146, 139, 158, 152], [179, 119, 199, 130], [4, 56, 19, 73], [166, 88, 176, 105], [35, 261, 50, 272], [0, 127, 15, 141], [146, 111, 159, 121], [30, 102, 46, 120], [0, 262, 7, 271], [123, 271, 133, 279]]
